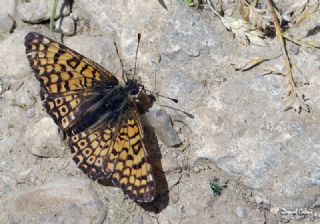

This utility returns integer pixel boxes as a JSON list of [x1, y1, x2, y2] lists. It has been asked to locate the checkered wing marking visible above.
[[69, 125, 117, 180], [107, 108, 155, 202], [41, 92, 83, 131], [25, 32, 118, 132], [69, 108, 156, 202]]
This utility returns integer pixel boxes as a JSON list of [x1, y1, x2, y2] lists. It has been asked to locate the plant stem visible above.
[[50, 0, 59, 33], [206, 0, 222, 19], [265, 0, 296, 94]]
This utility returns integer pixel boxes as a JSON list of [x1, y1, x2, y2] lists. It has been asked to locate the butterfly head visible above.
[[125, 79, 141, 96]]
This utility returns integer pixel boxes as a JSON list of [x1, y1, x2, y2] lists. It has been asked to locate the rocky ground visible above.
[[0, 0, 319, 223]]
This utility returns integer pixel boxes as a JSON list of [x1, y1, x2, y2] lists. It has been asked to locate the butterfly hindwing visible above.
[[69, 107, 155, 202], [69, 125, 117, 180], [108, 108, 155, 202]]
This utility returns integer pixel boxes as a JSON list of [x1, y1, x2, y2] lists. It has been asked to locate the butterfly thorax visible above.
[[71, 79, 140, 134], [124, 79, 140, 96]]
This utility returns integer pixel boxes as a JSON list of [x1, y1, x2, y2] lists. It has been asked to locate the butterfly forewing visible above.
[[25, 32, 156, 203], [25, 32, 118, 133]]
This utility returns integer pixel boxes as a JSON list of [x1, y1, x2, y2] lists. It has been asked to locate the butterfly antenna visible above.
[[159, 104, 194, 119], [114, 41, 127, 82], [144, 89, 179, 103], [133, 33, 141, 79], [144, 59, 193, 118]]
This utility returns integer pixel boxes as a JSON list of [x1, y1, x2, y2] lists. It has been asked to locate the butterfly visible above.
[[25, 32, 155, 202]]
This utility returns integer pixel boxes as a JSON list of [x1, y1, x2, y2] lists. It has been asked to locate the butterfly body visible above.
[[25, 32, 155, 202], [70, 79, 140, 134]]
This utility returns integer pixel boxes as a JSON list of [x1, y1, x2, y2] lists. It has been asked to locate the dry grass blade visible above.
[[206, 0, 268, 46], [265, 0, 310, 113], [262, 66, 285, 76], [233, 56, 278, 71], [221, 16, 268, 46], [282, 34, 320, 54], [240, 0, 271, 31], [301, 39, 320, 49]]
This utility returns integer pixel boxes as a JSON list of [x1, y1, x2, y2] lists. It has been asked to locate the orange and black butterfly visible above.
[[25, 32, 155, 202]]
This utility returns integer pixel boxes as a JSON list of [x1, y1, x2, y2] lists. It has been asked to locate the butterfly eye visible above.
[[130, 86, 139, 95]]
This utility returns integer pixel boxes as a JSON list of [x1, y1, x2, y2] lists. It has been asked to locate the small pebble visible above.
[[70, 12, 78, 21], [254, 195, 263, 204], [193, 166, 200, 173], [235, 207, 247, 218], [55, 16, 76, 36], [17, 0, 71, 23], [0, 175, 16, 186], [7, 177, 107, 224], [26, 108, 36, 118], [25, 117, 64, 158], [0, 16, 14, 34], [15, 168, 32, 184], [270, 207, 280, 214], [143, 109, 182, 147], [161, 158, 181, 173]]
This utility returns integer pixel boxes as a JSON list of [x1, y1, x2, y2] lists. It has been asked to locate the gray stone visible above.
[[0, 0, 16, 17], [55, 16, 76, 36], [0, 174, 16, 199], [63, 33, 122, 77], [158, 205, 181, 224], [0, 30, 32, 79], [143, 109, 182, 147], [17, 0, 71, 23], [154, 0, 320, 211], [7, 177, 106, 224], [24, 117, 65, 158], [74, 0, 172, 70], [0, 0, 15, 35], [26, 108, 37, 118], [0, 16, 14, 34], [1, 0, 320, 223], [254, 195, 264, 204], [15, 168, 33, 184], [0, 202, 10, 224], [70, 12, 78, 21], [160, 158, 181, 174], [75, 0, 170, 35], [312, 196, 320, 208]]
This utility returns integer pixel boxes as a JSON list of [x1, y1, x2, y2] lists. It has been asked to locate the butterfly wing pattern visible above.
[[25, 32, 155, 202]]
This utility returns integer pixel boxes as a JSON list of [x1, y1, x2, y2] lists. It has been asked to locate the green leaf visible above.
[[157, 0, 167, 10], [184, 0, 202, 8], [210, 178, 224, 196]]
